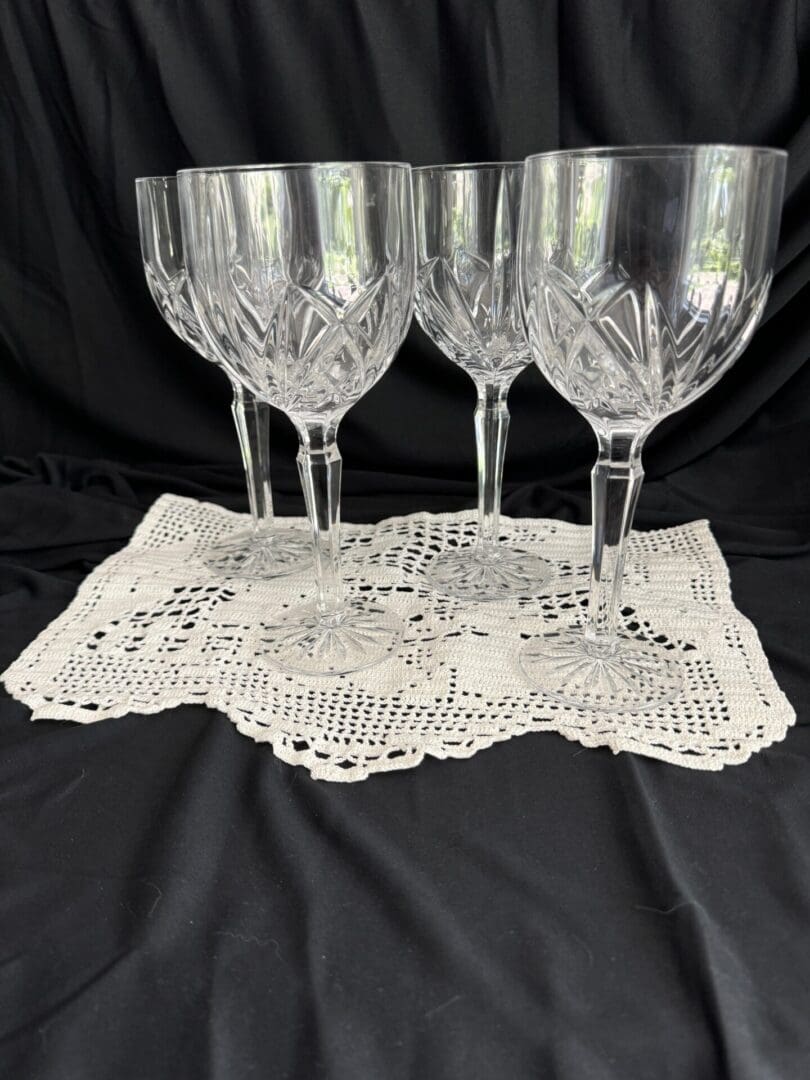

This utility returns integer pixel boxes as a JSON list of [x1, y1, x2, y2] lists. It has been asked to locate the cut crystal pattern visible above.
[[182, 169, 414, 418], [228, 273, 405, 416], [416, 253, 530, 381], [415, 168, 531, 383], [143, 265, 215, 362], [524, 266, 772, 424]]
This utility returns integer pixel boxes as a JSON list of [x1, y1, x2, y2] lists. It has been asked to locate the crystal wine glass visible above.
[[414, 163, 552, 600], [178, 162, 416, 676], [518, 145, 787, 710], [136, 176, 310, 579]]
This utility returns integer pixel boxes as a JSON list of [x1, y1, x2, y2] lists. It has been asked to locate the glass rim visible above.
[[413, 161, 524, 173], [135, 175, 175, 185], [525, 144, 788, 164], [176, 160, 412, 176]]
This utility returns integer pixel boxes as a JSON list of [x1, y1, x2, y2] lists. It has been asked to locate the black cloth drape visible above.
[[1, 0, 809, 484], [0, 2, 809, 1078]]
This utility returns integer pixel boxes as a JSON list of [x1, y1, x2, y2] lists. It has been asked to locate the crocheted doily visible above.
[[2, 495, 795, 780]]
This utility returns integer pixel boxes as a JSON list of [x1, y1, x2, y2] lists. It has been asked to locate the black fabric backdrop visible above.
[[1, 2, 809, 1078]]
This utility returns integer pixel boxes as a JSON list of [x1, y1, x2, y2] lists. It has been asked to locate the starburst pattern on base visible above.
[[261, 602, 404, 677], [425, 545, 552, 601], [520, 629, 683, 712], [203, 527, 311, 580]]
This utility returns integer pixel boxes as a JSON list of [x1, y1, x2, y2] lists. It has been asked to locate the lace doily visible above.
[[2, 495, 795, 781]]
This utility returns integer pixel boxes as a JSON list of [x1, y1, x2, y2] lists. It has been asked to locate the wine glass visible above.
[[518, 144, 787, 710], [135, 176, 310, 579], [414, 163, 552, 600], [178, 162, 416, 676]]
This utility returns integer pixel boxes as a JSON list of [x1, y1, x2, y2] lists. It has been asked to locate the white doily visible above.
[[2, 495, 795, 781]]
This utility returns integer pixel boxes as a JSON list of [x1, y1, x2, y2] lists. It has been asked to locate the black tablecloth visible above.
[[1, 458, 808, 1080]]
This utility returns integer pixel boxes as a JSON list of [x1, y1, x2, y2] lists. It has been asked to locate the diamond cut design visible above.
[[144, 265, 216, 362], [524, 265, 771, 423], [417, 254, 530, 381], [415, 171, 530, 383], [216, 270, 405, 416], [182, 170, 414, 418]]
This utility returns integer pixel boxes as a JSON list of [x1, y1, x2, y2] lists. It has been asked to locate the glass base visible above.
[[203, 527, 311, 580], [520, 629, 683, 712], [261, 602, 404, 676], [425, 545, 552, 601]]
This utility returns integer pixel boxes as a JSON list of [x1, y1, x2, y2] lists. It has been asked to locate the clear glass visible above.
[[178, 162, 416, 675], [135, 176, 309, 579], [414, 164, 552, 600], [518, 144, 787, 710]]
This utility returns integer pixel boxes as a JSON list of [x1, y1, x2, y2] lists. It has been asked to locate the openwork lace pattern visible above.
[[2, 495, 794, 781]]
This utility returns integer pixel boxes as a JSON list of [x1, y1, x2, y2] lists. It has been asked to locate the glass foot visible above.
[[520, 629, 683, 712], [261, 602, 403, 676], [203, 527, 311, 580], [425, 545, 552, 601]]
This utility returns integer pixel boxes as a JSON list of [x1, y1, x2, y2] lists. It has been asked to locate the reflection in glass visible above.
[[180, 163, 416, 676], [135, 176, 310, 579], [414, 164, 552, 600], [518, 145, 786, 710]]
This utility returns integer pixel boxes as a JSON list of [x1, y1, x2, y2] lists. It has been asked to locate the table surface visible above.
[[1, 457, 808, 1080]]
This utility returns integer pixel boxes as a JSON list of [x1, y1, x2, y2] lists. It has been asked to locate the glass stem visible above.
[[295, 419, 344, 617], [584, 428, 646, 648], [230, 380, 274, 534], [474, 381, 510, 556]]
